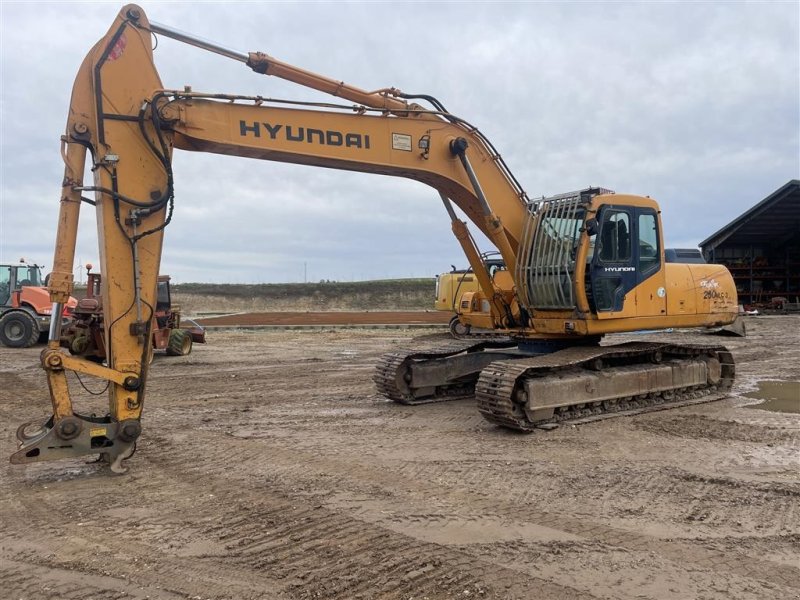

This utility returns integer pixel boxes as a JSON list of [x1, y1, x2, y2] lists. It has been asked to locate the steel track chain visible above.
[[373, 338, 515, 405], [475, 342, 735, 431]]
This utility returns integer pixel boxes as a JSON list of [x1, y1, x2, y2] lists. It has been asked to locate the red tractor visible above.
[[0, 260, 77, 348], [62, 269, 205, 361]]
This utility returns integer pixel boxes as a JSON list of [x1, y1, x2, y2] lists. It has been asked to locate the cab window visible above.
[[19, 267, 42, 287], [598, 210, 631, 263], [638, 212, 660, 273], [0, 266, 10, 304]]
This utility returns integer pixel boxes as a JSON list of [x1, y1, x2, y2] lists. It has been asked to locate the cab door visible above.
[[590, 207, 637, 319], [634, 208, 666, 318]]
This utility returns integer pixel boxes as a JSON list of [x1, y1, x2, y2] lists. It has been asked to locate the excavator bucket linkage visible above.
[[12, 413, 138, 473]]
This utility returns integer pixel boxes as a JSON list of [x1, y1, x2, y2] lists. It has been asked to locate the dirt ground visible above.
[[1, 316, 798, 600]]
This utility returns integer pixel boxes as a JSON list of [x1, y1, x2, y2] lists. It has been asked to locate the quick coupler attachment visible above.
[[11, 413, 141, 473]]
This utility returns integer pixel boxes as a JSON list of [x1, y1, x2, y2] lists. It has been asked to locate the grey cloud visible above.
[[1, 1, 797, 283]]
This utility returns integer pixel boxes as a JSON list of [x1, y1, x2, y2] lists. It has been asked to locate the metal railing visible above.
[[516, 188, 612, 311]]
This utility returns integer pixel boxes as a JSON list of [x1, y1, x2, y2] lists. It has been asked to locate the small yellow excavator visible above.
[[11, 5, 738, 472], [435, 253, 506, 337]]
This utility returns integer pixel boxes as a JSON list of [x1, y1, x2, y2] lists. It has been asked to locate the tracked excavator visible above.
[[11, 5, 738, 472], [435, 253, 507, 338]]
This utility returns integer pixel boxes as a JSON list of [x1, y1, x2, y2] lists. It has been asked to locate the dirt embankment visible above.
[[1, 315, 798, 599], [173, 279, 436, 315]]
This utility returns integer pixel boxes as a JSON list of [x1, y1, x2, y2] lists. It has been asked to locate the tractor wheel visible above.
[[166, 329, 192, 356], [0, 311, 41, 348]]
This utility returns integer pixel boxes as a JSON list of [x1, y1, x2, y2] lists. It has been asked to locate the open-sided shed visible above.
[[700, 180, 800, 307]]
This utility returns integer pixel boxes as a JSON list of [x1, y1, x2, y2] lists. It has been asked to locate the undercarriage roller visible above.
[[374, 339, 518, 405]]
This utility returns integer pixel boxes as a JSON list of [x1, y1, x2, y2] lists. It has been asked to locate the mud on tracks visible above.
[[1, 317, 799, 599]]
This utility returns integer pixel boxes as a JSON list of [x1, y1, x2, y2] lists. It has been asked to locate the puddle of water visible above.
[[744, 381, 800, 414]]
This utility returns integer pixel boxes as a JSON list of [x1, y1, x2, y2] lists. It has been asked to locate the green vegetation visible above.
[[175, 278, 433, 298]]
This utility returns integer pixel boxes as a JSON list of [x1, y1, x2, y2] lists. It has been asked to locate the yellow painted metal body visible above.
[[435, 262, 506, 313], [435, 272, 479, 313], [448, 194, 737, 337], [46, 7, 168, 427], [15, 4, 737, 466]]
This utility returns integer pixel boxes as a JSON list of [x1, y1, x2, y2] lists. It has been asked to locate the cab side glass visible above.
[[0, 266, 10, 305], [638, 212, 660, 273]]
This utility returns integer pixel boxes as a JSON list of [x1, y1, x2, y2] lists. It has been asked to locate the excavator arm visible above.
[[11, 4, 532, 470]]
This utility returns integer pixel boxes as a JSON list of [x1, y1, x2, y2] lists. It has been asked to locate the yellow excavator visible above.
[[435, 253, 506, 337], [11, 5, 738, 472]]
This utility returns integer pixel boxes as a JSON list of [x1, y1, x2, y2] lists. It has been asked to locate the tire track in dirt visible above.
[[141, 328, 800, 595], [1, 559, 131, 600], [636, 413, 800, 444], [0, 557, 189, 600], [460, 538, 796, 600], [137, 432, 598, 600], [1, 468, 293, 600], [145, 424, 800, 596], [698, 533, 800, 568], [210, 405, 799, 538], [3, 319, 799, 599], [2, 438, 594, 600], [379, 458, 800, 588]]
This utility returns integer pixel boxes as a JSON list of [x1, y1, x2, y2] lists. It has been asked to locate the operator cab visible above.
[[588, 203, 661, 313], [518, 188, 665, 318], [155, 276, 172, 329], [0, 262, 45, 306]]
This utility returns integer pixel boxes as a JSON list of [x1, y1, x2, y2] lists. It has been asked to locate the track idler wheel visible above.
[[448, 315, 471, 339]]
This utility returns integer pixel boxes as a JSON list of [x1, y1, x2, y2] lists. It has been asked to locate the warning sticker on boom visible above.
[[392, 133, 412, 152]]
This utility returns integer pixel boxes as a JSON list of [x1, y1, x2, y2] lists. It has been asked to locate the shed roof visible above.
[[700, 180, 800, 250]]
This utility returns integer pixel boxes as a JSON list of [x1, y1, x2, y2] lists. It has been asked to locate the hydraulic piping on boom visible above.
[[11, 5, 738, 472]]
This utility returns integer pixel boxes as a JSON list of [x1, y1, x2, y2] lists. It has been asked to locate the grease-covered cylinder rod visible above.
[[148, 19, 249, 63]]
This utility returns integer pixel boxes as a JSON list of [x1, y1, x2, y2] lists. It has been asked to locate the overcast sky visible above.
[[1, 1, 798, 283]]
